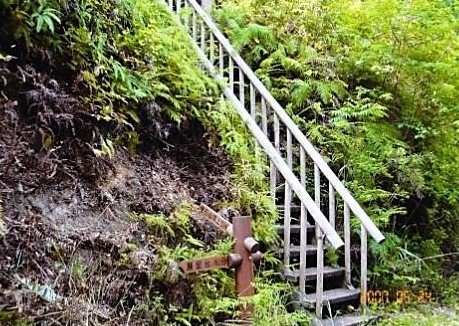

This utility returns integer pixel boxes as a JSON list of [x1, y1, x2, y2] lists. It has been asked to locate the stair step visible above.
[[284, 266, 345, 282], [282, 245, 318, 257], [275, 224, 314, 234], [300, 288, 361, 308], [277, 204, 302, 214], [312, 314, 377, 326]]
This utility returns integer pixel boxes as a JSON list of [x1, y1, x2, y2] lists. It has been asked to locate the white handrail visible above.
[[180, 0, 384, 244], [165, 0, 344, 249], [190, 27, 344, 250]]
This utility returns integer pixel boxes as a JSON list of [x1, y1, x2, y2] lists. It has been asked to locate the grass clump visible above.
[[376, 305, 459, 326]]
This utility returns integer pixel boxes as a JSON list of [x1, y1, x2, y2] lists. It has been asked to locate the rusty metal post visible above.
[[233, 216, 254, 297], [233, 215, 254, 320]]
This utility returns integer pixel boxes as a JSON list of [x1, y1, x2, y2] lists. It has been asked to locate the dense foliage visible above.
[[1, 0, 219, 155], [215, 0, 459, 297], [0, 0, 286, 324], [1, 0, 458, 323]]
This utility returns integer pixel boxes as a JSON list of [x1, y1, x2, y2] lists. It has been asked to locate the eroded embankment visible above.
[[0, 61, 234, 325]]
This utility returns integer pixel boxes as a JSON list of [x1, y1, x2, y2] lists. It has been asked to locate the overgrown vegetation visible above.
[[0, 0, 299, 324], [3, 0, 457, 323], [375, 305, 459, 325], [1, 0, 218, 149], [215, 0, 459, 304]]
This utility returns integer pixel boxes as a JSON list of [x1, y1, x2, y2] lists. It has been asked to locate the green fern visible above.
[[331, 87, 389, 123], [28, 4, 61, 33], [331, 102, 388, 123], [232, 24, 277, 62]]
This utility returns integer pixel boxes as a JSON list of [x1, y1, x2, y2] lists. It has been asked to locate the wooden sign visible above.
[[195, 203, 233, 235], [180, 256, 230, 274]]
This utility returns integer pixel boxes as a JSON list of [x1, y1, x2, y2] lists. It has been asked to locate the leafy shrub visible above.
[[1, 0, 218, 154], [215, 0, 459, 294]]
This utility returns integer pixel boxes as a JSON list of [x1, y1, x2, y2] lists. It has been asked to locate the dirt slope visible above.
[[0, 61, 233, 325]]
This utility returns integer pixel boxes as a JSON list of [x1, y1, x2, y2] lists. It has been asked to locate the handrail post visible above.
[[249, 83, 256, 119], [261, 98, 268, 135], [299, 147, 307, 295], [218, 43, 224, 76], [344, 203, 351, 286], [200, 20, 206, 52], [270, 160, 277, 203], [283, 130, 293, 267], [229, 58, 234, 93], [239, 69, 245, 104], [361, 225, 368, 308], [314, 164, 324, 319], [209, 32, 215, 64], [329, 182, 335, 229], [192, 10, 197, 42], [270, 111, 279, 202], [316, 230, 324, 319], [272, 113, 280, 202]]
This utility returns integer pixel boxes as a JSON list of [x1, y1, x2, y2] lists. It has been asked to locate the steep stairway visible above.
[[164, 1, 385, 324], [271, 157, 376, 323], [276, 194, 371, 325]]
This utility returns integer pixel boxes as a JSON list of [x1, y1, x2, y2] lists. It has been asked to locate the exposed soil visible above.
[[0, 61, 233, 325]]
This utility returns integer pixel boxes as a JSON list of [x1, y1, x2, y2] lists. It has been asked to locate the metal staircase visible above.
[[164, 1, 385, 324]]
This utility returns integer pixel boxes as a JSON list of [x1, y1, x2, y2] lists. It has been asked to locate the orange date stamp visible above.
[[361, 289, 436, 305]]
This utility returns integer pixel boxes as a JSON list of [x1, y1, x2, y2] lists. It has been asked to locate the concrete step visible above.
[[300, 288, 361, 309], [284, 266, 345, 283], [312, 314, 378, 326]]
